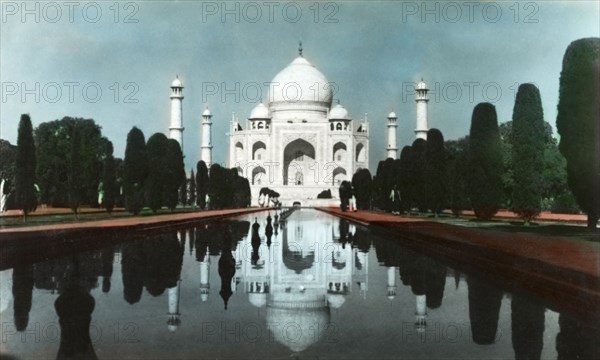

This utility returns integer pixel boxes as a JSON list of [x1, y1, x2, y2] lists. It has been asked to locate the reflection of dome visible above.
[[327, 294, 346, 309], [283, 251, 315, 274], [266, 306, 330, 352], [249, 293, 267, 308], [171, 76, 183, 87], [250, 103, 270, 119], [269, 56, 332, 105], [200, 293, 208, 302], [329, 104, 351, 120]]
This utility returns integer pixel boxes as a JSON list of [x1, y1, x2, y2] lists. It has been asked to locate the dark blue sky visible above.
[[2, 1, 598, 170]]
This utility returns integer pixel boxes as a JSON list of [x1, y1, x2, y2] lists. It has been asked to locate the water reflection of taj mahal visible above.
[[193, 209, 370, 352]]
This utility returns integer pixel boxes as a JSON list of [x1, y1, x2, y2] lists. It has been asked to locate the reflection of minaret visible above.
[[415, 294, 427, 333], [415, 79, 429, 140], [199, 255, 210, 302], [386, 266, 397, 300], [167, 280, 181, 332], [169, 76, 184, 150], [386, 111, 398, 159]]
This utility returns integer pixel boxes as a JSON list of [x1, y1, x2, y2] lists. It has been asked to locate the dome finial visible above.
[[298, 41, 303, 57]]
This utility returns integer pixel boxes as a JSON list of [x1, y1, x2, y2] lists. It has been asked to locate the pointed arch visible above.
[[356, 143, 366, 162], [252, 141, 266, 160], [333, 142, 347, 161], [252, 166, 266, 185], [283, 138, 315, 185]]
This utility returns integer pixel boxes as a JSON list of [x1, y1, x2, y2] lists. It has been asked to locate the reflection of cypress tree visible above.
[[251, 220, 261, 266], [467, 276, 503, 345], [352, 227, 371, 253], [374, 237, 402, 267], [218, 235, 235, 310], [424, 259, 446, 309], [12, 264, 34, 331], [398, 247, 416, 286], [121, 240, 145, 304], [207, 225, 222, 256], [265, 214, 273, 247], [144, 232, 183, 296], [410, 255, 427, 296], [195, 226, 209, 262], [55, 258, 97, 359], [511, 294, 545, 360], [338, 219, 350, 248], [101, 247, 114, 293], [556, 313, 600, 360]]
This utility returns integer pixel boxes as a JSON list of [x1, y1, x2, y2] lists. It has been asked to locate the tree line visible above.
[[347, 38, 599, 228], [4, 118, 251, 220]]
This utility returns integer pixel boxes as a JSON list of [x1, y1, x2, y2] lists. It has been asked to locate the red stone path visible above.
[[0, 208, 265, 235], [318, 206, 600, 320]]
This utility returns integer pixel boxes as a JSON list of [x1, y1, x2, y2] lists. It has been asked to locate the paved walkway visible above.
[[0, 208, 268, 236]]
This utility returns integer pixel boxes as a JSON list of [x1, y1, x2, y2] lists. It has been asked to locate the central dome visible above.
[[269, 56, 333, 106]]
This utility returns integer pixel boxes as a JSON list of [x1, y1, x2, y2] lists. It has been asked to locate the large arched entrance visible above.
[[283, 139, 315, 185]]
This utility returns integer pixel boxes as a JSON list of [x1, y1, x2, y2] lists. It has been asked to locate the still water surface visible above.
[[0, 209, 598, 359]]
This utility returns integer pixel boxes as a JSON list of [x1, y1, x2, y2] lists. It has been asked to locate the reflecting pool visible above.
[[0, 209, 598, 359]]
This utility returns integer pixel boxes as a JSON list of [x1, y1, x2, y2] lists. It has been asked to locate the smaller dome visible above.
[[202, 108, 212, 116], [417, 79, 428, 90], [249, 103, 270, 119], [249, 293, 267, 308], [328, 104, 350, 120], [171, 76, 183, 87], [200, 293, 208, 302], [388, 111, 397, 118]]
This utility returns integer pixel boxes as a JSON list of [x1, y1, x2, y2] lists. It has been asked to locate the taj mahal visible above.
[[166, 43, 430, 206]]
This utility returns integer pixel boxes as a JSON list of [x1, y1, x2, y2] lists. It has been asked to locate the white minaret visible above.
[[386, 266, 397, 300], [169, 76, 184, 149], [200, 107, 213, 167], [167, 280, 181, 332], [415, 294, 427, 333], [415, 79, 429, 140], [386, 111, 398, 159], [199, 255, 210, 302]]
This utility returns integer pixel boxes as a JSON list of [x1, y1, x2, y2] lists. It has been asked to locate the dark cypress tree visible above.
[[352, 168, 372, 210], [67, 125, 83, 218], [468, 103, 503, 220], [208, 163, 226, 209], [196, 161, 209, 209], [445, 137, 470, 216], [410, 138, 428, 212], [189, 169, 196, 208], [15, 114, 37, 221], [123, 127, 147, 215], [145, 133, 169, 212], [424, 128, 447, 215], [556, 38, 600, 229], [399, 146, 414, 212], [164, 139, 185, 211], [102, 141, 118, 214], [511, 83, 545, 223]]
